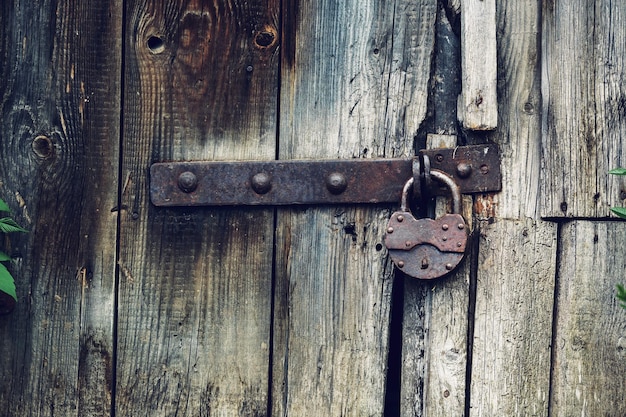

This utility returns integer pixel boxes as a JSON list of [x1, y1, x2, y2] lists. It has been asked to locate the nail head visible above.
[[178, 171, 198, 193], [251, 172, 272, 194]]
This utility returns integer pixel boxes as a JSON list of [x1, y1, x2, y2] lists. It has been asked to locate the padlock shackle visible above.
[[401, 169, 461, 214]]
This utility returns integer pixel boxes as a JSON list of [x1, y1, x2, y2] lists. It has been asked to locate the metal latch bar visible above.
[[150, 144, 501, 207]]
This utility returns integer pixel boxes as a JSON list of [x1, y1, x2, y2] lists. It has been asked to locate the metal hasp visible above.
[[150, 144, 501, 207]]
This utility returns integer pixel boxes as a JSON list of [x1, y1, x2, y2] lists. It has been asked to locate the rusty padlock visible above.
[[384, 170, 467, 279]]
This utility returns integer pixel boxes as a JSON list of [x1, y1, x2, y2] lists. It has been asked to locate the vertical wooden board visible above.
[[0, 1, 121, 416], [541, 0, 626, 218], [403, 258, 472, 417], [470, 219, 556, 416], [273, 0, 436, 415], [116, 0, 279, 415], [551, 221, 626, 416], [458, 0, 498, 130], [476, 0, 541, 221], [401, 133, 473, 416]]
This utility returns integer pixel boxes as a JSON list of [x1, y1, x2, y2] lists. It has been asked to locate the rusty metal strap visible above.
[[150, 144, 501, 207]]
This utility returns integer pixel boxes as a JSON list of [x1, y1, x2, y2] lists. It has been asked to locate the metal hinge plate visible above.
[[150, 144, 501, 207]]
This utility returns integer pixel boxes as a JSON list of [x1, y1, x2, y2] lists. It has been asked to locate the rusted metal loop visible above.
[[400, 177, 415, 212], [422, 154, 432, 193], [412, 157, 421, 203], [400, 169, 461, 214], [429, 169, 462, 214]]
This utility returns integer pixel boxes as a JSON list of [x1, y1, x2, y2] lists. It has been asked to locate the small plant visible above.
[[0, 198, 27, 314], [618, 284, 626, 310], [610, 168, 626, 310], [609, 168, 626, 219]]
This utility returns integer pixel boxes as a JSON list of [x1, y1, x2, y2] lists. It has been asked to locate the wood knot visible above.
[[254, 26, 278, 49], [32, 135, 54, 159]]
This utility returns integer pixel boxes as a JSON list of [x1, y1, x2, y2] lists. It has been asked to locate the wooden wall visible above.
[[0, 0, 624, 416]]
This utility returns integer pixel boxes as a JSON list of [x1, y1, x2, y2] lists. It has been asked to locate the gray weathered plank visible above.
[[541, 0, 626, 218], [0, 1, 122, 416], [116, 0, 279, 415], [474, 0, 541, 221], [551, 221, 626, 416], [470, 219, 557, 417], [458, 0, 498, 130], [272, 0, 436, 415], [468, 2, 557, 416], [401, 132, 472, 417]]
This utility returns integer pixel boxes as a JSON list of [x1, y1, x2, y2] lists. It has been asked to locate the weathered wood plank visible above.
[[116, 0, 279, 415], [470, 219, 556, 417], [541, 0, 626, 218], [469, 2, 553, 414], [550, 221, 626, 416], [0, 1, 122, 416], [422, 134, 472, 417], [458, 0, 498, 130], [401, 134, 472, 416], [474, 0, 541, 221], [273, 0, 436, 415]]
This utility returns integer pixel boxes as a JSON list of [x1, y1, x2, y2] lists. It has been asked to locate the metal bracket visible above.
[[150, 144, 501, 207]]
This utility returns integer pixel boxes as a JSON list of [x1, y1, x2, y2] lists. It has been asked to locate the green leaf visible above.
[[0, 217, 27, 233], [0, 199, 10, 213], [610, 207, 626, 219], [617, 284, 626, 310], [0, 251, 11, 262], [609, 168, 626, 176], [0, 263, 16, 302]]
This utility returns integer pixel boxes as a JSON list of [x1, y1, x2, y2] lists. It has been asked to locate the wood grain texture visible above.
[[541, 0, 626, 218], [475, 0, 541, 220], [0, 1, 121, 416], [273, 0, 436, 415], [458, 0, 498, 130], [116, 0, 279, 415], [470, 219, 556, 417], [551, 221, 626, 416], [401, 133, 472, 417], [424, 135, 472, 417]]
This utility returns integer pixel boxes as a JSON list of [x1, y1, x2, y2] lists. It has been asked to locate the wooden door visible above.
[[0, 1, 625, 416]]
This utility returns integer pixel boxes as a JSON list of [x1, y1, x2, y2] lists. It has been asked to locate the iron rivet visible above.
[[387, 227, 394, 234], [421, 257, 429, 269], [178, 171, 198, 193], [456, 162, 472, 178], [480, 164, 490, 175], [326, 172, 348, 194], [435, 154, 444, 163], [251, 172, 272, 194], [398, 261, 405, 268], [442, 236, 448, 241], [457, 242, 462, 247], [443, 390, 450, 398], [458, 223, 465, 230], [445, 263, 453, 270], [442, 224, 449, 231], [405, 241, 412, 247], [397, 215, 404, 222]]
